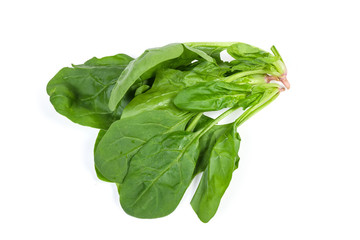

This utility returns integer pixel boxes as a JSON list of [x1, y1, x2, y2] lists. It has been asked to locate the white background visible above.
[[1, 0, 359, 239]]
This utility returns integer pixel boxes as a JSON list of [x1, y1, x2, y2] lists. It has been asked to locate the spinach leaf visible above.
[[108, 43, 215, 111], [94, 109, 193, 183], [191, 123, 240, 223], [108, 44, 184, 111], [47, 54, 135, 129], [229, 58, 269, 72], [94, 130, 106, 151], [119, 69, 186, 118], [227, 43, 286, 77], [180, 61, 229, 85], [184, 45, 216, 63], [193, 117, 242, 176], [94, 130, 112, 182], [173, 81, 254, 112], [227, 42, 274, 60], [120, 131, 200, 218], [194, 122, 235, 175], [134, 84, 150, 96]]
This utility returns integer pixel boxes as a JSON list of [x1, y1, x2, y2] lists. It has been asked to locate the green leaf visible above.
[[47, 54, 134, 129], [227, 43, 272, 60], [180, 61, 229, 86], [194, 122, 233, 175], [184, 45, 216, 63], [120, 70, 185, 118], [229, 58, 269, 72], [94, 109, 193, 183], [227, 43, 286, 77], [108, 43, 217, 111], [120, 131, 199, 218], [173, 81, 254, 112], [76, 54, 133, 67], [94, 130, 112, 182], [108, 43, 185, 111], [94, 129, 107, 151], [191, 123, 240, 223], [134, 85, 150, 96]]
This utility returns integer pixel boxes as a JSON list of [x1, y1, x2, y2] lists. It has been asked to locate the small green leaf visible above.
[[191, 123, 240, 223], [94, 109, 193, 183]]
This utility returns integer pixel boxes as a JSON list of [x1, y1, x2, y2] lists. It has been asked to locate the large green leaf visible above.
[[120, 131, 199, 218], [94, 109, 193, 183], [47, 54, 134, 129]]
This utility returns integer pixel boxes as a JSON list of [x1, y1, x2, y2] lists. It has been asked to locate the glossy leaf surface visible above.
[[47, 54, 134, 129], [108, 43, 185, 111], [120, 131, 199, 218], [94, 109, 193, 183], [191, 123, 240, 222]]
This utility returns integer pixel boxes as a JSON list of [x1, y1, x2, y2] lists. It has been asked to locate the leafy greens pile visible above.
[[47, 42, 289, 223]]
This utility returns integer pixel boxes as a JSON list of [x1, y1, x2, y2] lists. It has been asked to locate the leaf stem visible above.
[[235, 88, 280, 127], [195, 107, 240, 139], [186, 113, 203, 132], [223, 70, 268, 82], [270, 45, 288, 80], [270, 45, 283, 62]]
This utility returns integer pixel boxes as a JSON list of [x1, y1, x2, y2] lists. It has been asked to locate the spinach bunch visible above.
[[47, 42, 288, 223]]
